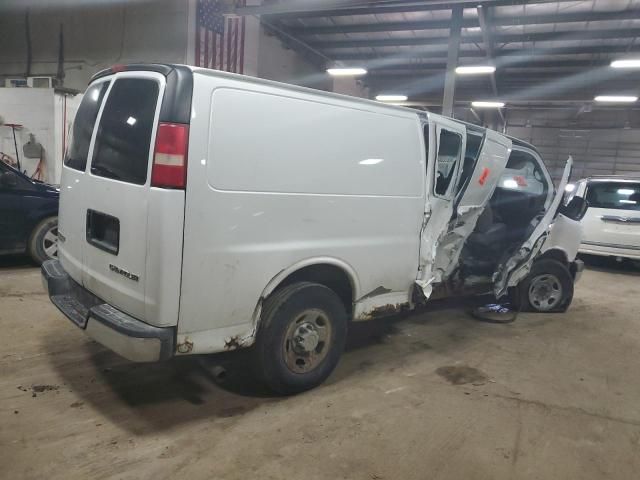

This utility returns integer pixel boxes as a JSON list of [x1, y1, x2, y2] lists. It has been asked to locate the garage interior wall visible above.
[[506, 109, 640, 182], [0, 0, 328, 184]]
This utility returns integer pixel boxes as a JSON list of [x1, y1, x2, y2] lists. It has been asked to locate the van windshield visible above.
[[90, 78, 159, 185], [586, 182, 640, 211], [64, 81, 110, 171]]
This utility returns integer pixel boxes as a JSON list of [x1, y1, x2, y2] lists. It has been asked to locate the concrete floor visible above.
[[1, 256, 639, 480]]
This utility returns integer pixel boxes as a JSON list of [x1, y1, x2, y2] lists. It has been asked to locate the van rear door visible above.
[[59, 67, 191, 327]]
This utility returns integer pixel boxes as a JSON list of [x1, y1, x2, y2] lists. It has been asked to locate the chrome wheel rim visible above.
[[528, 274, 562, 311], [42, 225, 58, 259], [283, 309, 332, 373]]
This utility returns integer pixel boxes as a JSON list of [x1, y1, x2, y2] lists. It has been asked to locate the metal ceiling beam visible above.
[[289, 9, 640, 36], [442, 6, 463, 117], [369, 59, 612, 73], [261, 19, 330, 68], [309, 27, 640, 49], [235, 0, 583, 19], [331, 44, 640, 61]]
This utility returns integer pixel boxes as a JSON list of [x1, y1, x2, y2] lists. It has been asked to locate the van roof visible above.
[[91, 63, 534, 151], [91, 63, 423, 118]]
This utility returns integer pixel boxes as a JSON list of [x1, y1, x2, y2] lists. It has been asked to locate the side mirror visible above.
[[0, 171, 18, 188], [559, 196, 588, 221]]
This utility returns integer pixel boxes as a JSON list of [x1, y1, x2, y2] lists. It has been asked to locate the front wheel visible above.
[[253, 282, 348, 395], [28, 216, 58, 265], [515, 258, 574, 313]]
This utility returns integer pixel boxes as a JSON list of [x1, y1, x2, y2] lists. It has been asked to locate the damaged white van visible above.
[[43, 64, 585, 393]]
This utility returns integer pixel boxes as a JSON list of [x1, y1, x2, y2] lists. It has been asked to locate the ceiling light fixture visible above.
[[594, 95, 638, 103], [456, 65, 496, 75], [326, 67, 367, 76], [376, 94, 408, 102], [611, 59, 640, 69], [471, 100, 505, 108]]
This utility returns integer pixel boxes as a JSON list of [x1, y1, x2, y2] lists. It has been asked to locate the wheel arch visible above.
[[250, 257, 360, 328], [538, 247, 570, 267]]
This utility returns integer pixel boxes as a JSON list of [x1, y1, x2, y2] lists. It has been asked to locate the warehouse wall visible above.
[[506, 108, 640, 182], [0, 0, 190, 91]]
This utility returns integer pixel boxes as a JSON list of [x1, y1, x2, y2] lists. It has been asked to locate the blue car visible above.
[[0, 161, 59, 264]]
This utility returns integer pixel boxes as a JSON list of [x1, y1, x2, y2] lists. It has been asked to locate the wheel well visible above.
[[276, 264, 354, 314], [539, 248, 569, 266]]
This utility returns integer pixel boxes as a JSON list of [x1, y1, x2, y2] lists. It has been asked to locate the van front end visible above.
[[42, 259, 175, 362]]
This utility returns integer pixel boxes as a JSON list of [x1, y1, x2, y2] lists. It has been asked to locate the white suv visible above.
[[571, 176, 640, 261]]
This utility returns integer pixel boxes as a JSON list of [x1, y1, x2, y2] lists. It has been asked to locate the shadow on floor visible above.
[[579, 254, 640, 276], [44, 293, 507, 434], [0, 254, 35, 270]]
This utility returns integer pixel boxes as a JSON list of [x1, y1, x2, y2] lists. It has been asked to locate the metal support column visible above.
[[442, 6, 463, 117]]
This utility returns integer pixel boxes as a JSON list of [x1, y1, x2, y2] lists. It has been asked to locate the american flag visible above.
[[195, 0, 246, 73]]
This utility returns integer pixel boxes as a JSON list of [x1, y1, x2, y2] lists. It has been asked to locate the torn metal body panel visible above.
[[494, 157, 574, 298], [353, 290, 412, 321], [431, 130, 513, 280]]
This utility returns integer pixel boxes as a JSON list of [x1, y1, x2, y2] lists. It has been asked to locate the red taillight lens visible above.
[[151, 122, 189, 189]]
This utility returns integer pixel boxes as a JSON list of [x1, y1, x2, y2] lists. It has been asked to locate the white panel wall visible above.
[[0, 88, 53, 181], [0, 88, 81, 184]]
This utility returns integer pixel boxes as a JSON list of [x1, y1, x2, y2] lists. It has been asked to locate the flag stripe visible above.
[[204, 29, 209, 68], [239, 17, 245, 74], [195, 25, 201, 67], [232, 19, 238, 72]]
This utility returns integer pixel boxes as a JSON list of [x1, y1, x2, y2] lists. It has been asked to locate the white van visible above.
[[43, 64, 583, 393], [571, 176, 640, 261]]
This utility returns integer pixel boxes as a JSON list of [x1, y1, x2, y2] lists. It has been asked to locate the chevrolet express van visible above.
[[42, 64, 583, 393]]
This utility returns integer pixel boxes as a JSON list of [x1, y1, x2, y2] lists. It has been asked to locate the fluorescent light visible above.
[[620, 199, 637, 204], [618, 188, 635, 195], [376, 94, 408, 102], [565, 183, 576, 192], [327, 67, 367, 76], [472, 101, 505, 108], [594, 95, 638, 103], [611, 59, 640, 69], [503, 179, 518, 189], [359, 158, 384, 165], [456, 65, 496, 75], [126, 116, 137, 126]]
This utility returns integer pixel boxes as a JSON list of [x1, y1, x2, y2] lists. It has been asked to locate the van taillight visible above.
[[151, 122, 189, 189]]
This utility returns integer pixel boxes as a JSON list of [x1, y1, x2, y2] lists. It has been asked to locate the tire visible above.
[[253, 281, 348, 395], [28, 216, 58, 265], [515, 258, 574, 313]]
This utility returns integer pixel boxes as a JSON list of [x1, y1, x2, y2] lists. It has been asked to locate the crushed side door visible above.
[[431, 129, 513, 280], [416, 113, 466, 299], [493, 157, 573, 298]]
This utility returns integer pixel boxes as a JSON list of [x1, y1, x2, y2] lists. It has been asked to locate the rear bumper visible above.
[[41, 259, 175, 362], [579, 241, 640, 260]]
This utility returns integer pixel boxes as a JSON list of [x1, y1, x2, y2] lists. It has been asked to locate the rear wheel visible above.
[[28, 216, 58, 265], [515, 258, 574, 313], [253, 282, 348, 395]]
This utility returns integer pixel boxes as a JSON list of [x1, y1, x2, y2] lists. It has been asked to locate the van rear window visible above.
[[586, 182, 640, 211], [64, 81, 110, 171], [90, 78, 159, 185]]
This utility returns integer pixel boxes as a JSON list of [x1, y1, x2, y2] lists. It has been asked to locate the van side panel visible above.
[[178, 73, 425, 353]]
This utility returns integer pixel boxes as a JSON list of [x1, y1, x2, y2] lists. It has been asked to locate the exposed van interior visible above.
[[461, 147, 550, 276]]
